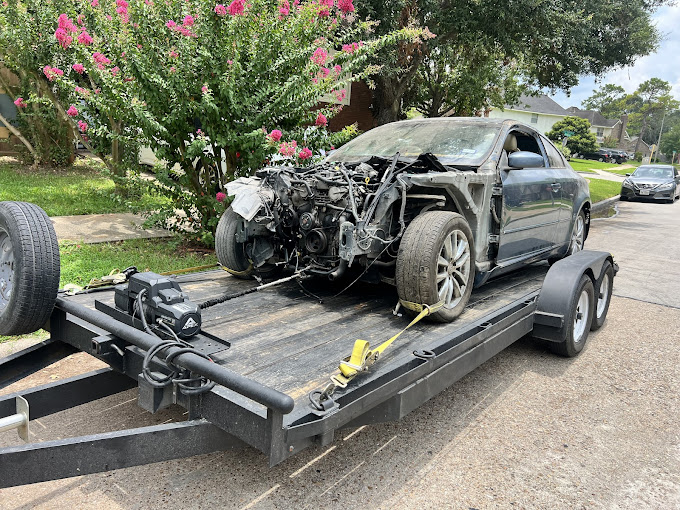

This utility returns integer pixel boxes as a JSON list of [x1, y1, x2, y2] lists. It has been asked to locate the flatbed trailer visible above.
[[0, 250, 616, 488]]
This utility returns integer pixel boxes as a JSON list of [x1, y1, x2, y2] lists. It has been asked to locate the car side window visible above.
[[541, 137, 566, 168], [510, 131, 547, 167]]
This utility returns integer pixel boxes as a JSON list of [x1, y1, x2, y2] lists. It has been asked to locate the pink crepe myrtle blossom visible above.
[[214, 4, 227, 16], [333, 64, 342, 76], [78, 31, 93, 45], [315, 112, 327, 127], [216, 192, 227, 203], [318, 0, 333, 17], [144, 0, 153, 5], [183, 15, 195, 26], [337, 0, 354, 13], [311, 48, 328, 66], [342, 41, 363, 54], [66, 105, 78, 117], [228, 0, 245, 16], [74, 86, 90, 96], [91, 0, 99, 6], [92, 52, 111, 65], [77, 120, 88, 132], [169, 49, 179, 58], [43, 66, 61, 81], [298, 147, 313, 160], [268, 129, 282, 142], [58, 14, 77, 32], [279, 140, 297, 156], [279, 0, 290, 16], [201, 85, 209, 94], [111, 66, 120, 76], [166, 20, 177, 28], [13, 97, 27, 108], [334, 89, 346, 102]]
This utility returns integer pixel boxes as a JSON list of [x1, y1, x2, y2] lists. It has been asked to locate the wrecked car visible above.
[[216, 118, 591, 322]]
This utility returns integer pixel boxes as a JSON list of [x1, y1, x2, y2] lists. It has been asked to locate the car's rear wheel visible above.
[[568, 210, 586, 255], [396, 211, 475, 323]]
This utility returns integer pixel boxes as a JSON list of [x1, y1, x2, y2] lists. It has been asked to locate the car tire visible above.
[[598, 157, 604, 162], [590, 261, 614, 331], [619, 195, 628, 201], [215, 208, 279, 280], [549, 274, 595, 357], [395, 211, 475, 323], [0, 202, 60, 336], [567, 209, 587, 255]]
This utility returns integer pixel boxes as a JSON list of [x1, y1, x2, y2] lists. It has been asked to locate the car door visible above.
[[497, 130, 561, 263], [541, 136, 575, 247]]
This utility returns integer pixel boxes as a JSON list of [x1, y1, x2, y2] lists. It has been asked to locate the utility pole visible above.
[[655, 109, 667, 163]]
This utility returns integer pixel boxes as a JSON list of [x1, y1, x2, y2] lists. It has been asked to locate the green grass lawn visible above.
[[1, 238, 218, 343], [569, 158, 620, 172], [0, 158, 166, 216], [587, 178, 621, 203]]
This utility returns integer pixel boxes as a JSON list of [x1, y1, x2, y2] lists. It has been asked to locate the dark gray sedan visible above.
[[620, 165, 680, 203]]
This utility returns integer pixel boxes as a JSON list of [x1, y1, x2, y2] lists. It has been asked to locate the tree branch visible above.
[[0, 110, 38, 167]]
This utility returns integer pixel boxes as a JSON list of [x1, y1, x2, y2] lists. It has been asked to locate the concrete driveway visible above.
[[1, 200, 679, 509]]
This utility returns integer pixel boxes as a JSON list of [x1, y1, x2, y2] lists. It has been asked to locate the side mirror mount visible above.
[[507, 151, 545, 169], [625, 173, 631, 177]]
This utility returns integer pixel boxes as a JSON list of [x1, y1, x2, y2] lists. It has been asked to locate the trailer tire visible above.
[[215, 208, 278, 280], [396, 211, 475, 323], [549, 274, 594, 357], [590, 261, 614, 331], [0, 201, 60, 336]]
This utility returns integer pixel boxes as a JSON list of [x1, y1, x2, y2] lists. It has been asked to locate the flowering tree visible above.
[[1, 0, 423, 242]]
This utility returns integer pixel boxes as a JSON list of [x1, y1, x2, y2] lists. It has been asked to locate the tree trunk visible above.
[[372, 76, 402, 125], [0, 111, 38, 167]]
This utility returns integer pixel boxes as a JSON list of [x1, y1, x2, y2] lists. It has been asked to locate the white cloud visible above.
[[550, 4, 680, 110]]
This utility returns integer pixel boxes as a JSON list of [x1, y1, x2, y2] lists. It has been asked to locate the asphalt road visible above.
[[0, 199, 679, 509]]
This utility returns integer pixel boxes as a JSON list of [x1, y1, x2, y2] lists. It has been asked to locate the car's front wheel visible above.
[[396, 211, 475, 323]]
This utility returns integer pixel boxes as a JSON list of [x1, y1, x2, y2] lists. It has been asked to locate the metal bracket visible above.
[[0, 396, 29, 442], [488, 234, 500, 244]]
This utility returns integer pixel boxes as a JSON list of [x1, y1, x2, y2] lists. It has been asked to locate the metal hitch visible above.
[[0, 396, 29, 441]]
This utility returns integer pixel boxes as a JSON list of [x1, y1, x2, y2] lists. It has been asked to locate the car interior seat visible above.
[[503, 134, 519, 153]]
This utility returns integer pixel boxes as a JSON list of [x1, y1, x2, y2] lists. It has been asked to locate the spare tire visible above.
[[0, 202, 60, 336]]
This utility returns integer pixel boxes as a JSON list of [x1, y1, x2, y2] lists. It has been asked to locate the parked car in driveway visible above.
[[220, 118, 591, 322], [620, 165, 680, 203], [576, 148, 613, 163], [601, 148, 628, 164]]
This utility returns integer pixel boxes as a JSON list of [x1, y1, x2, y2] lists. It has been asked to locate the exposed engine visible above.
[[227, 154, 450, 279]]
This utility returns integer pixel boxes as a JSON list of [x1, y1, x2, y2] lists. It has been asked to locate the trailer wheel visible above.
[[215, 208, 278, 280], [549, 274, 594, 357], [0, 202, 60, 336], [396, 211, 475, 323], [590, 261, 614, 331]]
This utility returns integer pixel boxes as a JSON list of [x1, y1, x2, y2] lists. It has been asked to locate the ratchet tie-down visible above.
[[309, 299, 444, 411]]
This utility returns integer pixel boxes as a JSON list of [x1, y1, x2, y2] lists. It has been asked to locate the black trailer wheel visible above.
[[591, 261, 614, 331], [0, 202, 60, 336], [396, 211, 475, 323], [549, 274, 594, 357], [215, 208, 278, 280]]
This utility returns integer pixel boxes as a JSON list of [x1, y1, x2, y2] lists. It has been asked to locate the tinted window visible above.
[[542, 137, 566, 168], [633, 166, 674, 179]]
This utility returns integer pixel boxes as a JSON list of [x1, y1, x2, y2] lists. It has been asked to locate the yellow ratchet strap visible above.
[[330, 299, 444, 389], [220, 263, 254, 276]]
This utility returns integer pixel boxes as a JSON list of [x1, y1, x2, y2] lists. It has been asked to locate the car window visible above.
[[541, 136, 566, 168], [634, 166, 674, 179], [509, 131, 547, 167]]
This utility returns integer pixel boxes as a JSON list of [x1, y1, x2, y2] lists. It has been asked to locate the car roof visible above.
[[636, 164, 674, 169], [385, 117, 524, 130]]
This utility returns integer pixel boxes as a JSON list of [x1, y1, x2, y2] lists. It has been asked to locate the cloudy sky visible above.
[[549, 3, 680, 110]]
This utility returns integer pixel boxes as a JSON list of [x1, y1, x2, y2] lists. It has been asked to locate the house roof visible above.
[[503, 94, 570, 116], [565, 107, 619, 128]]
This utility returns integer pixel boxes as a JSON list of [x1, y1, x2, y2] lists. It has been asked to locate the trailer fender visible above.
[[532, 250, 616, 342]]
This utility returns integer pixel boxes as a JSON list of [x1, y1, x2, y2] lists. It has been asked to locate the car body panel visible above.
[[620, 165, 680, 201]]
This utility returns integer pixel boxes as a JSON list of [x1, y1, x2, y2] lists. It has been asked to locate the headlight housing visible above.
[[622, 179, 633, 189], [656, 182, 674, 191]]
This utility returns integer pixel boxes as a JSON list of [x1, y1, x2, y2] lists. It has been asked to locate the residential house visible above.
[[565, 107, 620, 144], [486, 94, 569, 134]]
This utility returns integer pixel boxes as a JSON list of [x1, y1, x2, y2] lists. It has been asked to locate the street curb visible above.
[[591, 195, 621, 214]]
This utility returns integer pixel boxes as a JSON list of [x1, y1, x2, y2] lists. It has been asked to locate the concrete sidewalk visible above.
[[51, 212, 172, 244]]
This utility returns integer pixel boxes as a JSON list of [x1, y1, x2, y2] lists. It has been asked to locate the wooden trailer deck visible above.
[[65, 263, 549, 423]]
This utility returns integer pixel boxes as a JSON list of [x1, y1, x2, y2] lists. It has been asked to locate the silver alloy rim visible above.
[[570, 215, 585, 254], [573, 289, 590, 343], [0, 230, 14, 312], [596, 273, 610, 318], [436, 229, 471, 309]]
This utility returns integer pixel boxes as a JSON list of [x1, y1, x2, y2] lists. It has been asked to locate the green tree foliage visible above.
[[0, 0, 421, 243], [581, 84, 627, 118], [358, 0, 666, 124], [546, 117, 598, 156], [660, 124, 680, 160]]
